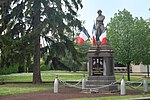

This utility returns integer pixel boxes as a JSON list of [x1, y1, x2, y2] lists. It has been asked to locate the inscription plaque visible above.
[[92, 57, 103, 76]]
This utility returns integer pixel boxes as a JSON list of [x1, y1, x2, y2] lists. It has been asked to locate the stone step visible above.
[[86, 84, 117, 88], [88, 76, 115, 80], [86, 80, 116, 85], [85, 85, 118, 92]]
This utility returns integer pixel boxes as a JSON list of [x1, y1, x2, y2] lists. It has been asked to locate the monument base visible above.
[[85, 76, 118, 93], [86, 41, 118, 93]]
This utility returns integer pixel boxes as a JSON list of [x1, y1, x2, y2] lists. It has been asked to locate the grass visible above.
[[115, 73, 145, 81], [0, 71, 85, 96], [75, 94, 150, 100], [1, 71, 148, 82], [0, 71, 86, 82], [0, 84, 52, 96], [0, 71, 149, 97]]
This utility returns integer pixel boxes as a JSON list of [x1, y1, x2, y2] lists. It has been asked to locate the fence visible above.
[[114, 67, 127, 73], [53, 75, 149, 95]]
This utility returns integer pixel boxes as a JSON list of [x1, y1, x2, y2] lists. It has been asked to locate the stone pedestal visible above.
[[86, 41, 118, 92], [86, 76, 117, 92]]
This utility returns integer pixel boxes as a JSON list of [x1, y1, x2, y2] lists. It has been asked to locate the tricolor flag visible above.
[[100, 29, 106, 46], [76, 27, 90, 44], [92, 23, 96, 45]]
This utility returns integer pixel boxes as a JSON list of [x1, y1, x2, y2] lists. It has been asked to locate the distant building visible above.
[[131, 64, 150, 73]]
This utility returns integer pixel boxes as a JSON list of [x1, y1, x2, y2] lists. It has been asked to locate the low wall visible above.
[[114, 67, 127, 73]]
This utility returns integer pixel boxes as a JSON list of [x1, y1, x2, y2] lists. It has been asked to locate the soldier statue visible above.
[[96, 9, 105, 46]]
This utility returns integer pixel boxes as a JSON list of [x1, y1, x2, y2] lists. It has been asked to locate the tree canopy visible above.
[[0, 0, 83, 83], [107, 9, 150, 80]]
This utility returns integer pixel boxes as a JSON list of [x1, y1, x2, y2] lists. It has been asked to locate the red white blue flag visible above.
[[100, 30, 106, 46], [92, 23, 96, 45], [76, 27, 90, 44]]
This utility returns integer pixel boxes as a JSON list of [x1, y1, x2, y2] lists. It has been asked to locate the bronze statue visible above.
[[96, 9, 105, 46]]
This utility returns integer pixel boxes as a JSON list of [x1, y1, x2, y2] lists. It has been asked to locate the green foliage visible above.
[[0, 64, 18, 75], [43, 34, 89, 71], [141, 16, 150, 65], [107, 9, 150, 81], [0, 0, 83, 83], [0, 0, 34, 71], [107, 9, 150, 65], [75, 41, 91, 62], [79, 62, 87, 71], [40, 60, 50, 71]]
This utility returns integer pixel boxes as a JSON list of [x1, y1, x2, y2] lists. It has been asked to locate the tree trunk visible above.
[[32, 0, 42, 84], [147, 65, 149, 77], [33, 34, 42, 84], [127, 62, 131, 81], [73, 67, 77, 72]]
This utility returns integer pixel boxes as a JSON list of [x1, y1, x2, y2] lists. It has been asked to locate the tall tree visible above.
[[142, 12, 150, 77], [0, 0, 83, 83], [0, 0, 27, 68], [107, 9, 150, 81]]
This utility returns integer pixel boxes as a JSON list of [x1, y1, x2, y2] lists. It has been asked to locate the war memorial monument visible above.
[[85, 10, 118, 92]]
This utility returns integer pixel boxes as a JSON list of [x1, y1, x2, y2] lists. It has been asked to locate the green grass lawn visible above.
[[0, 71, 149, 98], [0, 71, 87, 82], [0, 84, 52, 96], [1, 71, 148, 82]]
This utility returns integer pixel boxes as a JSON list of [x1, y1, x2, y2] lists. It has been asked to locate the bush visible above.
[[28, 64, 33, 72], [40, 61, 50, 71], [40, 64, 49, 71], [79, 62, 87, 71], [0, 64, 18, 75]]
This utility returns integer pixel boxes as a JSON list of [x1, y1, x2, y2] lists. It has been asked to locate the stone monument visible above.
[[85, 10, 118, 92]]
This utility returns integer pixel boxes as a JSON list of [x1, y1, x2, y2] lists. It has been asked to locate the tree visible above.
[[0, 0, 83, 83], [107, 9, 150, 81], [0, 0, 28, 69], [142, 13, 150, 77], [75, 41, 91, 62]]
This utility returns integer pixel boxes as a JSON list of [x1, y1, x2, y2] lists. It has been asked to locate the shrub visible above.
[[0, 64, 18, 75]]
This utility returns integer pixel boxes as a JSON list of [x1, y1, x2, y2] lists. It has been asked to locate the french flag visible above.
[[76, 27, 90, 44], [92, 23, 96, 45], [100, 30, 106, 46]]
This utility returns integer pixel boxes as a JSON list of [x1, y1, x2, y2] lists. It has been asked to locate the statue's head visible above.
[[97, 9, 102, 14]]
